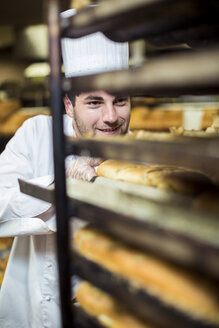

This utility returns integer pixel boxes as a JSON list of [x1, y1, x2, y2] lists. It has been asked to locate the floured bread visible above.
[[74, 227, 219, 325], [97, 160, 214, 195], [76, 281, 153, 328]]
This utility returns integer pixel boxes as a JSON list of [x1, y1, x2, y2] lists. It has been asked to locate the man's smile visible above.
[[96, 125, 121, 135]]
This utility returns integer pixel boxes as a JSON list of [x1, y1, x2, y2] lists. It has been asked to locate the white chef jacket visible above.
[[0, 114, 76, 328]]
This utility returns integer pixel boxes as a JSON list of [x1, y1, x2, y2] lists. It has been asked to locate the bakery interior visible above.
[[1, 0, 219, 327]]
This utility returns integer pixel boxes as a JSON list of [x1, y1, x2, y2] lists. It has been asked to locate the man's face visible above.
[[64, 91, 131, 137]]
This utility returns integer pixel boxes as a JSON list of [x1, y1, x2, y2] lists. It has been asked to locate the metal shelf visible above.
[[61, 0, 219, 46], [63, 47, 219, 97], [19, 179, 219, 280], [48, 0, 73, 326], [46, 0, 219, 326], [66, 136, 219, 176]]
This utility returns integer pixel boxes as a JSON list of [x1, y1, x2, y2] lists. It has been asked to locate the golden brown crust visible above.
[[129, 107, 182, 131], [76, 281, 153, 328], [130, 105, 219, 132], [97, 160, 214, 195], [202, 110, 219, 130], [74, 227, 219, 325], [0, 109, 50, 136]]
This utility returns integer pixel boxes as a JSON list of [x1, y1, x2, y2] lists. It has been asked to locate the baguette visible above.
[[76, 281, 153, 328], [97, 160, 214, 195]]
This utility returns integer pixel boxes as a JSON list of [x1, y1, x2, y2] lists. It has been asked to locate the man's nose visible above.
[[102, 104, 118, 124]]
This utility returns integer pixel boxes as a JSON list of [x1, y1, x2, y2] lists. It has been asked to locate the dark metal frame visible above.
[[46, 0, 219, 327], [48, 0, 73, 326]]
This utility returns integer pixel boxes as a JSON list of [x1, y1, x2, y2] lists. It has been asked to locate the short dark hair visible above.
[[68, 92, 78, 107]]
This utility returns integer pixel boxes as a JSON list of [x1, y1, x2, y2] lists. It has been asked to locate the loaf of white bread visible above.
[[97, 160, 214, 195], [76, 281, 153, 328], [74, 227, 219, 326]]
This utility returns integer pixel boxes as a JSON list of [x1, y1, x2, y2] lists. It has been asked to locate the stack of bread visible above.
[[74, 227, 219, 328]]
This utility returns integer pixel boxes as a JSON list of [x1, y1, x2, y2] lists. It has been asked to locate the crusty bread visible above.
[[76, 281, 152, 328], [97, 160, 214, 195], [74, 227, 219, 325], [129, 107, 182, 131], [129, 105, 219, 132]]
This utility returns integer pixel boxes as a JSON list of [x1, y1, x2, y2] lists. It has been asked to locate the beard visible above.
[[73, 112, 89, 137]]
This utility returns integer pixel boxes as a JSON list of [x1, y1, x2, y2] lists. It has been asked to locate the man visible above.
[[0, 21, 130, 328]]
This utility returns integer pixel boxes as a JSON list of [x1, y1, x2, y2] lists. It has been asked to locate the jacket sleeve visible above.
[[0, 118, 52, 221]]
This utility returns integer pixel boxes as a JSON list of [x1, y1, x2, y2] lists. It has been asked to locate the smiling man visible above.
[[64, 91, 131, 137]]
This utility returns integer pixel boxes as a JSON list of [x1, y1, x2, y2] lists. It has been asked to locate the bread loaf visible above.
[[76, 281, 152, 328], [97, 160, 214, 195], [129, 107, 182, 131]]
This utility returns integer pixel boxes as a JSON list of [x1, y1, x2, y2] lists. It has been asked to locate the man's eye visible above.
[[88, 101, 101, 106], [115, 99, 126, 105]]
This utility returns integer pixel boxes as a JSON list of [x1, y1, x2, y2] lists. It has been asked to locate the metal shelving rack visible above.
[[25, 0, 219, 327]]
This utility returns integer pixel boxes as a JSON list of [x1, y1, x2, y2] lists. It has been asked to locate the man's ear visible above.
[[64, 95, 74, 118]]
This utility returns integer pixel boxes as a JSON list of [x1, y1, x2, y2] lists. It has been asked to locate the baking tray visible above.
[[63, 47, 219, 97], [93, 176, 192, 207], [72, 252, 219, 328], [61, 0, 219, 45], [65, 135, 219, 176], [19, 179, 219, 280]]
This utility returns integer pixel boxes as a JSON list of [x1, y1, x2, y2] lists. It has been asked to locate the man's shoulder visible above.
[[21, 114, 74, 137], [23, 114, 52, 127], [20, 114, 52, 134]]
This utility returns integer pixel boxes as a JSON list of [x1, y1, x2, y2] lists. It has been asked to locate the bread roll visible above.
[[74, 227, 219, 325]]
